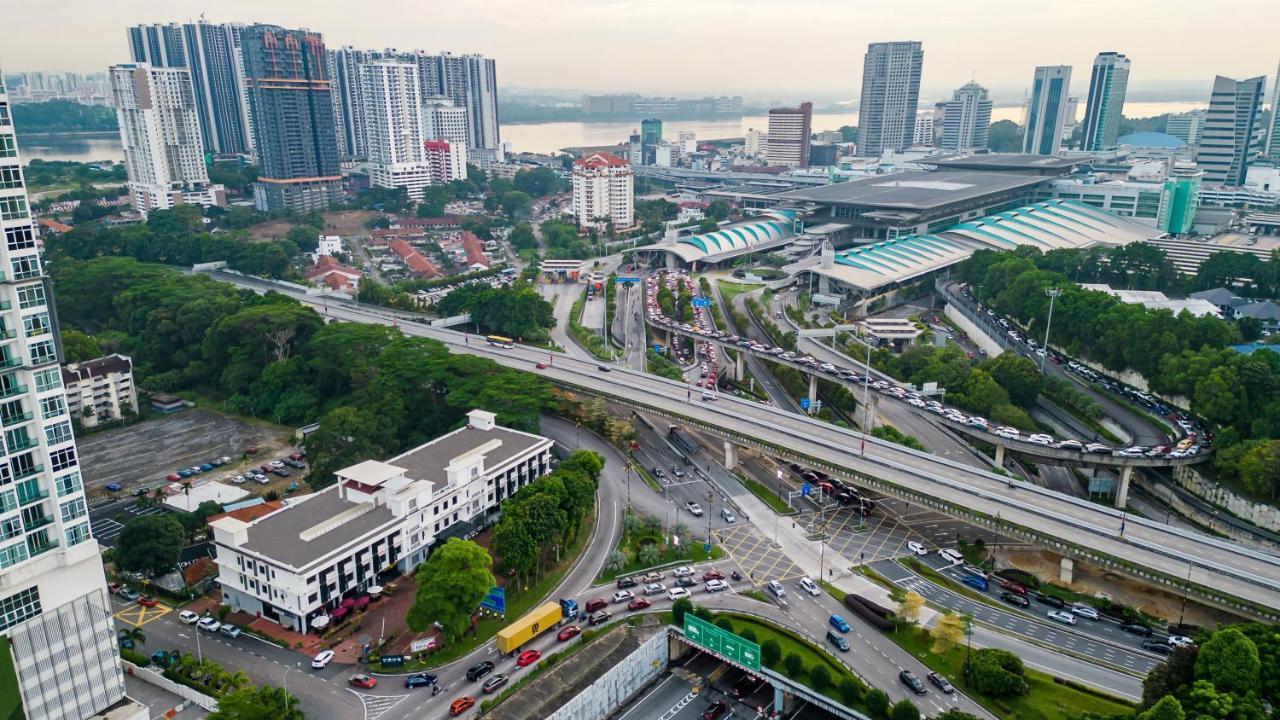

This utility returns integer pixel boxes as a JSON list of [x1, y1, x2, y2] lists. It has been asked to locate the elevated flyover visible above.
[[205, 270, 1280, 622]]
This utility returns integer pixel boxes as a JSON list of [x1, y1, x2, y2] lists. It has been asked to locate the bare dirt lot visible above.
[[78, 408, 298, 497], [247, 209, 378, 243]]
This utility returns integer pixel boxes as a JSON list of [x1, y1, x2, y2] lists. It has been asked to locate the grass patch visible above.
[[717, 280, 757, 307], [818, 579, 844, 602], [567, 289, 618, 361], [595, 512, 726, 583], [740, 589, 769, 603], [889, 625, 1133, 720], [629, 460, 662, 493], [735, 473, 794, 515], [375, 512, 596, 672], [901, 558, 1002, 609], [0, 636, 21, 720]]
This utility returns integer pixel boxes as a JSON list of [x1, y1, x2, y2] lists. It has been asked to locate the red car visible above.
[[702, 570, 725, 582], [450, 697, 476, 716], [535, 362, 548, 369], [349, 674, 377, 689], [557, 625, 581, 642], [585, 598, 608, 613], [516, 649, 541, 667], [627, 598, 651, 611], [165, 473, 182, 482], [703, 701, 727, 720], [1000, 579, 1028, 596], [137, 596, 159, 607]]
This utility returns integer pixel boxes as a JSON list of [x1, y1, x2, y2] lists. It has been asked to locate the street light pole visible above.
[[860, 339, 873, 455], [1041, 288, 1062, 372], [284, 662, 299, 715]]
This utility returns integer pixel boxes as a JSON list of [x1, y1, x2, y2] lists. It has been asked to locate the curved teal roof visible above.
[[676, 213, 795, 258]]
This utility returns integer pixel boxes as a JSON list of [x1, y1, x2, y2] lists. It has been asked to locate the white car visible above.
[[1167, 635, 1195, 648], [994, 427, 1020, 439], [672, 566, 694, 578], [1070, 603, 1099, 620], [311, 650, 335, 669], [767, 580, 786, 599], [667, 587, 691, 601], [1047, 610, 1077, 625], [704, 579, 728, 593], [798, 576, 821, 596], [178, 610, 200, 625], [685, 501, 703, 516], [907, 541, 928, 556], [230, 475, 246, 484], [197, 617, 222, 633], [1027, 434, 1054, 445], [938, 549, 964, 565], [611, 590, 635, 604], [907, 398, 926, 408], [643, 583, 666, 596]]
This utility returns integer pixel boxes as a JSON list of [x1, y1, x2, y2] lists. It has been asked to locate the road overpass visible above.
[[206, 271, 1280, 622]]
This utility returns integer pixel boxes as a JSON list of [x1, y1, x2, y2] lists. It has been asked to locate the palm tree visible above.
[[622, 511, 643, 538], [604, 550, 626, 574], [637, 543, 661, 567], [223, 669, 249, 692], [640, 514, 662, 536], [120, 627, 146, 648]]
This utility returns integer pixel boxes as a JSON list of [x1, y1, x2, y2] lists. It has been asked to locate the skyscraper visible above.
[[765, 102, 813, 168], [1265, 60, 1280, 164], [0, 68, 135, 720], [241, 25, 343, 213], [127, 21, 254, 155], [1081, 52, 1131, 151], [1023, 65, 1072, 155], [640, 118, 662, 164], [856, 41, 923, 156], [1166, 110, 1207, 146], [326, 45, 381, 159], [1195, 75, 1265, 186], [359, 60, 433, 199], [110, 64, 226, 216], [572, 152, 634, 231], [935, 81, 993, 151]]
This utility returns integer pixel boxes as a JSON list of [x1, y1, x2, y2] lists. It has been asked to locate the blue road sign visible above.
[[801, 482, 811, 496], [615, 277, 641, 284], [480, 587, 506, 614], [799, 397, 810, 410], [692, 297, 711, 307]]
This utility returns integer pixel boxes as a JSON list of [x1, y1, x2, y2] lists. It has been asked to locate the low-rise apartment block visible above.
[[61, 354, 137, 428]]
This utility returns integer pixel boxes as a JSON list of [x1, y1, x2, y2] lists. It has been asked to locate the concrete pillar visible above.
[[994, 444, 1005, 468], [724, 441, 738, 470], [735, 351, 744, 381], [808, 374, 818, 412], [1114, 465, 1134, 509], [1059, 557, 1075, 584], [773, 686, 786, 715]]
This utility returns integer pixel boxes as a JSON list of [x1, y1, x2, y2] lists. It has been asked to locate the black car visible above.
[[597, 365, 611, 372], [899, 670, 927, 695], [1142, 639, 1173, 655], [731, 674, 762, 699], [616, 577, 638, 589], [675, 576, 697, 588], [465, 661, 495, 682], [1121, 622, 1153, 637], [272, 468, 290, 477], [1035, 592, 1066, 609], [404, 672, 437, 688], [927, 672, 954, 694], [1001, 592, 1030, 608], [481, 674, 509, 694]]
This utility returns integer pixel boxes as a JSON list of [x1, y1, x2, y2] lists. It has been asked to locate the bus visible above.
[[486, 335, 515, 349]]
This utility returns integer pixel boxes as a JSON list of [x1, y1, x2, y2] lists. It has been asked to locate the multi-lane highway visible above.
[[210, 272, 1280, 621]]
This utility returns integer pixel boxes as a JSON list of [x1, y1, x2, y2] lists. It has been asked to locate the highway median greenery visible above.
[[597, 509, 725, 583], [734, 472, 795, 515], [567, 288, 619, 360]]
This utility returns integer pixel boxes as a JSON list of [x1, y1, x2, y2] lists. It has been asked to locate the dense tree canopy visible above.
[[1140, 623, 1278, 720], [115, 515, 185, 577], [207, 685, 305, 720], [406, 539, 495, 641], [434, 281, 555, 341]]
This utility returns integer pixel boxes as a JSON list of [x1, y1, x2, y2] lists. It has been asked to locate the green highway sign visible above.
[[683, 614, 760, 671]]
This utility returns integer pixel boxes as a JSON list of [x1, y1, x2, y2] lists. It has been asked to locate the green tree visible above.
[[207, 685, 305, 720], [1195, 627, 1261, 696], [417, 186, 454, 218], [302, 406, 398, 489], [60, 328, 103, 362], [671, 597, 694, 627], [560, 449, 604, 482], [115, 515, 185, 577], [1142, 646, 1199, 709], [934, 712, 981, 720], [1181, 679, 1268, 720], [500, 191, 533, 219], [406, 539, 495, 641], [715, 617, 734, 632], [286, 226, 319, 253], [761, 638, 782, 667], [706, 200, 730, 221], [508, 223, 538, 251], [987, 120, 1021, 152], [808, 664, 831, 691], [864, 688, 891, 718], [965, 648, 1028, 697], [889, 700, 921, 720], [838, 677, 864, 705], [782, 652, 805, 679], [1139, 695, 1186, 720], [983, 352, 1044, 408]]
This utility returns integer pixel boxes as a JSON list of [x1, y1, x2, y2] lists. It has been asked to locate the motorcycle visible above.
[[730, 570, 742, 581], [431, 684, 443, 697]]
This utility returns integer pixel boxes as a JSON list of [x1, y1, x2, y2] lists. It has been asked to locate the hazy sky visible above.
[[3, 0, 1277, 104]]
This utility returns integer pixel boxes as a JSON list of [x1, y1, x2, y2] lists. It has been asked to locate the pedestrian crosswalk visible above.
[[348, 691, 407, 720]]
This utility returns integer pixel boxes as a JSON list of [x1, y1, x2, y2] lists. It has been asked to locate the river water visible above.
[[16, 101, 1207, 162]]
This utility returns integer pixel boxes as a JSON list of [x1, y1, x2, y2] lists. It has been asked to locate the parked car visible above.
[[465, 661, 495, 682], [197, 617, 222, 633], [899, 670, 927, 695], [516, 649, 541, 667], [118, 588, 140, 602], [928, 672, 954, 694], [178, 610, 200, 624], [311, 650, 335, 669]]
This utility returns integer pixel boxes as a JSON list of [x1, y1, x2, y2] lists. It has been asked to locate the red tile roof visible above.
[[37, 218, 73, 233], [389, 239, 443, 279], [207, 500, 285, 525], [575, 152, 629, 168], [182, 557, 216, 587], [460, 231, 489, 268]]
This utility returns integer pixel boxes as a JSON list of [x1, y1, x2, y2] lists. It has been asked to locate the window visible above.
[[23, 312, 49, 338], [54, 472, 81, 497], [4, 225, 34, 252], [65, 523, 90, 547], [0, 542, 28, 570], [0, 517, 19, 541], [32, 368, 59, 392], [50, 447, 76, 472], [40, 395, 64, 420], [0, 166, 21, 190], [45, 421, 72, 447], [28, 340, 56, 366], [16, 284, 44, 311], [0, 489, 13, 513], [10, 255, 40, 282], [0, 135, 15, 159], [0, 586, 41, 631], [0, 197, 27, 222], [59, 497, 86, 523]]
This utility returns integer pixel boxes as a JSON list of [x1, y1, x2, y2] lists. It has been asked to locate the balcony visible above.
[[11, 464, 43, 481], [24, 355, 57, 370], [6, 436, 37, 453], [24, 327, 49, 339], [22, 514, 52, 532], [16, 488, 47, 507], [0, 301, 11, 311], [0, 357, 20, 370], [0, 329, 15, 340], [1, 412, 31, 427], [0, 384, 26, 400], [26, 538, 58, 558]]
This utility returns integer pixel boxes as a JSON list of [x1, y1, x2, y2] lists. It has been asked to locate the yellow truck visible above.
[[496, 601, 564, 655]]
